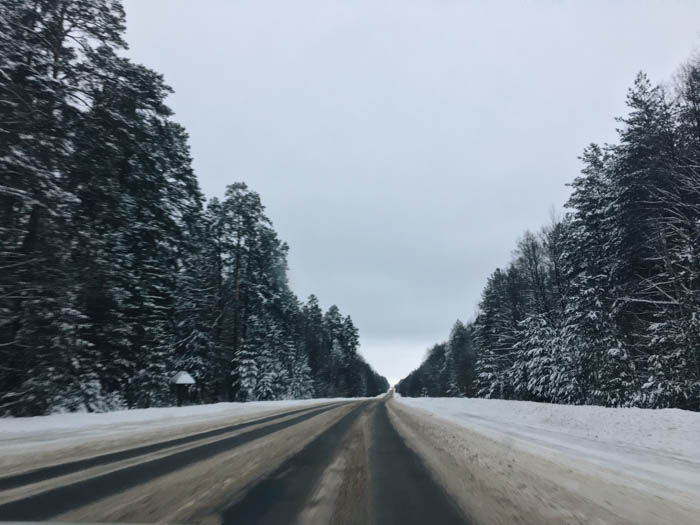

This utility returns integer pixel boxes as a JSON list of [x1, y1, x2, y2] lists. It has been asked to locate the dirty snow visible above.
[[0, 398, 351, 451], [396, 396, 700, 495]]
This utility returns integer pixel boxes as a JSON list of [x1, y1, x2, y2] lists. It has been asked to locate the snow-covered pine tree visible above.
[[172, 206, 217, 404], [447, 320, 476, 397], [473, 266, 526, 399], [301, 295, 325, 395], [285, 341, 313, 399], [632, 63, 700, 409], [558, 144, 635, 406], [0, 0, 128, 414]]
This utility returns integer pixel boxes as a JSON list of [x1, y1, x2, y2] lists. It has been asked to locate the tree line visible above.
[[398, 57, 700, 411], [0, 0, 387, 416]]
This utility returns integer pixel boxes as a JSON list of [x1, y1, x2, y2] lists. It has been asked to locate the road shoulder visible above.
[[388, 398, 699, 525]]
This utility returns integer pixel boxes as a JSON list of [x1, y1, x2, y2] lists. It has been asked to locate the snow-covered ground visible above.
[[395, 396, 700, 495], [0, 398, 350, 451]]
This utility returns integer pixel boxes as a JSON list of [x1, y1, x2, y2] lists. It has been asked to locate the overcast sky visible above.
[[123, 0, 699, 384]]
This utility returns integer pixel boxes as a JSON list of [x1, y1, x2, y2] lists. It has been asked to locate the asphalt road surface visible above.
[[0, 396, 468, 525], [1, 395, 696, 524]]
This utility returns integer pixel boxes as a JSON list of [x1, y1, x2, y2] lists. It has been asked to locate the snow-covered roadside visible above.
[[0, 398, 351, 451], [395, 396, 700, 495]]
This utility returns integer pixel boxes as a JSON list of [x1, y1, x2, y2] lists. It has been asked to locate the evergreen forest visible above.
[[0, 0, 388, 415], [398, 60, 700, 411]]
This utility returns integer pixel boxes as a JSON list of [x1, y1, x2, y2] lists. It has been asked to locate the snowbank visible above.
[[0, 398, 351, 450], [395, 397, 700, 494]]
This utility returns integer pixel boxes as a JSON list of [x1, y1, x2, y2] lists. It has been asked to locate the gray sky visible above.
[[123, 0, 700, 385]]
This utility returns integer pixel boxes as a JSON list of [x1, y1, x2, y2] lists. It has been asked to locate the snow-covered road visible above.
[[0, 398, 350, 451], [1, 395, 698, 524], [0, 397, 464, 524], [391, 396, 700, 524], [394, 396, 700, 496]]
